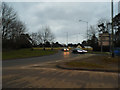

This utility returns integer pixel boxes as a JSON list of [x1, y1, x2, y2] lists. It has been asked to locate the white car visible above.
[[72, 48, 87, 54]]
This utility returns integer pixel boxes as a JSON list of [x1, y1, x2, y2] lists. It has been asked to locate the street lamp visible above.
[[79, 20, 88, 50], [65, 32, 68, 47], [111, 0, 114, 57], [79, 20, 88, 40]]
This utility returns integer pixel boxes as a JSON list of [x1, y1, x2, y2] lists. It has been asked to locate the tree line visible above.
[[1, 3, 120, 51], [1, 2, 30, 49], [82, 15, 120, 51], [1, 3, 55, 50]]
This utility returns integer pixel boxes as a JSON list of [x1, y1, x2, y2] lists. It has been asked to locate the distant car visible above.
[[72, 48, 87, 54], [62, 48, 69, 52]]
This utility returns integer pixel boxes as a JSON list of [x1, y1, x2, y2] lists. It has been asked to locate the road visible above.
[[3, 51, 79, 67], [2, 51, 118, 88]]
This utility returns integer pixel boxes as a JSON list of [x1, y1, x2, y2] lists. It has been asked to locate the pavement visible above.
[[2, 51, 119, 88]]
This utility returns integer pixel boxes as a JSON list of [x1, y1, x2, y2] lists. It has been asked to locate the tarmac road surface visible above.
[[2, 51, 118, 88], [3, 51, 79, 67], [2, 67, 118, 88]]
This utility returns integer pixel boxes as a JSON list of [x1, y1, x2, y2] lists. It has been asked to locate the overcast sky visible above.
[[7, 2, 119, 44]]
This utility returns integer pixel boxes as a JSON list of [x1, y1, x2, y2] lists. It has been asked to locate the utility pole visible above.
[[77, 34, 78, 44], [66, 32, 68, 47], [101, 34, 103, 52], [87, 22, 88, 51], [111, 0, 114, 57], [79, 20, 88, 50]]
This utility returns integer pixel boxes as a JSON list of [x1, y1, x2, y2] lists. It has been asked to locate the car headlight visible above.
[[67, 49, 69, 50]]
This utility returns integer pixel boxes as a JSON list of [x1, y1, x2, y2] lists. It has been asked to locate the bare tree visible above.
[[88, 25, 98, 40], [38, 26, 55, 50], [2, 3, 28, 49], [2, 2, 26, 39], [97, 18, 110, 33], [30, 32, 39, 46], [0, 2, 2, 39], [0, 2, 2, 49], [2, 2, 17, 40]]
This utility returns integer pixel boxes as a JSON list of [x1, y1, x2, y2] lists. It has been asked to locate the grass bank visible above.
[[2, 48, 58, 60], [66, 62, 105, 69], [87, 51, 110, 54], [64, 55, 119, 71], [33, 47, 62, 50]]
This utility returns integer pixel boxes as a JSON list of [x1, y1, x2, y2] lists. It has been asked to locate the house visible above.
[[83, 46, 93, 51], [77, 45, 82, 49]]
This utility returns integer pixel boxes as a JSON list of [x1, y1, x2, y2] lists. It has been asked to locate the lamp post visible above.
[[79, 20, 88, 50], [67, 32, 68, 47], [111, 0, 114, 57], [65, 32, 68, 47]]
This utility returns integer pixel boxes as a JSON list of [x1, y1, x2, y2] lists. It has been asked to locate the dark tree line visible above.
[[1, 3, 56, 50], [1, 3, 32, 49], [82, 14, 120, 51], [82, 18, 110, 51], [113, 13, 120, 47]]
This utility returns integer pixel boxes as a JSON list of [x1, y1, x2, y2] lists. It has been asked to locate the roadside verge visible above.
[[56, 55, 119, 73], [56, 63, 118, 73]]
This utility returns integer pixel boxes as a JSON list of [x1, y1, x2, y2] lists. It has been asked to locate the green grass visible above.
[[2, 48, 58, 60], [33, 47, 63, 50], [65, 55, 119, 71]]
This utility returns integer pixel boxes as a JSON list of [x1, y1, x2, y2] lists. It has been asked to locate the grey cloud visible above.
[[8, 2, 118, 44]]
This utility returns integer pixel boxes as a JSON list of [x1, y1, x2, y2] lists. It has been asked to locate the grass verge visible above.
[[33, 47, 62, 50], [87, 51, 110, 54], [2, 48, 58, 60], [64, 55, 119, 71]]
